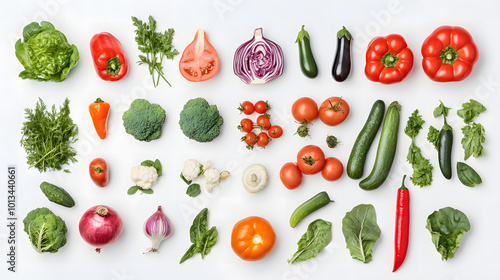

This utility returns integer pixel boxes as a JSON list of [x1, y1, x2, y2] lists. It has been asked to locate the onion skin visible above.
[[144, 205, 173, 253], [233, 28, 284, 84], [79, 205, 123, 253]]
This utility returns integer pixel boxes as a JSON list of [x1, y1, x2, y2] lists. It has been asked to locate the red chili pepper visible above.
[[393, 175, 410, 272], [365, 34, 414, 84], [90, 32, 128, 81], [421, 26, 478, 82]]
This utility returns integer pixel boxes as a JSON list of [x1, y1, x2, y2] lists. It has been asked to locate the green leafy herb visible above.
[[181, 173, 192, 185], [20, 98, 78, 172], [457, 99, 486, 124], [405, 109, 433, 187], [426, 207, 470, 260], [131, 16, 179, 87], [186, 184, 201, 197], [342, 204, 381, 263], [456, 162, 482, 187], [427, 126, 440, 150], [180, 208, 218, 263], [127, 185, 154, 195], [461, 123, 485, 160], [433, 100, 450, 118], [141, 159, 163, 176], [288, 219, 332, 263]]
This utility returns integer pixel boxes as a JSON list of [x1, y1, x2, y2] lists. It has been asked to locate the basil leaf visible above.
[[456, 162, 482, 187], [186, 184, 201, 197], [200, 226, 218, 258], [190, 208, 208, 243], [288, 219, 332, 263], [139, 188, 154, 195], [342, 204, 381, 263], [426, 207, 471, 260], [141, 160, 155, 167], [153, 159, 162, 176], [127, 186, 140, 195]]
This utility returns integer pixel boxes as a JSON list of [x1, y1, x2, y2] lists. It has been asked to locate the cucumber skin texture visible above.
[[40, 182, 75, 208], [359, 102, 400, 190], [438, 129, 453, 180], [290, 191, 333, 228], [347, 100, 386, 179]]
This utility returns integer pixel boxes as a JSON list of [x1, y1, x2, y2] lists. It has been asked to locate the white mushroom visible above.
[[242, 164, 268, 193]]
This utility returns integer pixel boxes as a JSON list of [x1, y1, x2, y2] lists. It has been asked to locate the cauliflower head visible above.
[[130, 165, 158, 189], [181, 159, 202, 182]]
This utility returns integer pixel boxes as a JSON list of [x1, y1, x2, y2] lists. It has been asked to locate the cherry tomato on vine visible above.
[[318, 97, 350, 126], [242, 132, 258, 149], [231, 216, 276, 261], [268, 125, 283, 138], [254, 100, 270, 114], [257, 132, 270, 147], [296, 145, 325, 175], [256, 114, 271, 130], [280, 162, 303, 190], [238, 101, 254, 115], [292, 97, 318, 123], [238, 118, 254, 133], [321, 157, 344, 181]]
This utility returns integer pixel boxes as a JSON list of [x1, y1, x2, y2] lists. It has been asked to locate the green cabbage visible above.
[[15, 21, 79, 82]]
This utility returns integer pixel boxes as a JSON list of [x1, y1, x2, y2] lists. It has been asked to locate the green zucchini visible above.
[[290, 191, 334, 228], [40, 181, 75, 208], [347, 100, 385, 179], [438, 126, 453, 179], [296, 25, 318, 78], [359, 101, 401, 190]]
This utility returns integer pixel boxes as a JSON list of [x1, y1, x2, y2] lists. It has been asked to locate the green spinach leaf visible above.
[[180, 208, 218, 263], [342, 204, 381, 263], [456, 162, 482, 187], [186, 184, 201, 197], [288, 219, 332, 263]]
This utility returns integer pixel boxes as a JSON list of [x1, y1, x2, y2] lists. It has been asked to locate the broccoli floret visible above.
[[122, 99, 166, 142], [23, 207, 67, 253], [179, 98, 223, 143]]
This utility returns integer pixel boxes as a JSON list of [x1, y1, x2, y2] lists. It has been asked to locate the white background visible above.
[[1, 0, 499, 279]]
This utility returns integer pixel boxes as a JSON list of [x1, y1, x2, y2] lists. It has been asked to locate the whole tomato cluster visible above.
[[238, 100, 283, 149]]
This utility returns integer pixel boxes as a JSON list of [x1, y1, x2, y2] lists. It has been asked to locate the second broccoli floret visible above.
[[122, 99, 166, 142], [179, 98, 223, 143]]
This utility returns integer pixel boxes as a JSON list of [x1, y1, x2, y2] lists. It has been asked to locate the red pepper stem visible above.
[[382, 51, 399, 68], [440, 46, 459, 65], [399, 175, 407, 190], [106, 57, 122, 75]]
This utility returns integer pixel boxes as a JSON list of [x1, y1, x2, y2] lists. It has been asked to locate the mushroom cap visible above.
[[242, 164, 268, 193]]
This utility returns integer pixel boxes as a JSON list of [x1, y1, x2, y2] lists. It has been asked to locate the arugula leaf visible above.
[[404, 109, 425, 139], [427, 126, 440, 150], [461, 123, 485, 160], [180, 208, 218, 263], [186, 184, 201, 197], [342, 204, 381, 263], [288, 219, 332, 263], [426, 207, 470, 260], [457, 99, 486, 124], [433, 100, 450, 118], [405, 110, 433, 187]]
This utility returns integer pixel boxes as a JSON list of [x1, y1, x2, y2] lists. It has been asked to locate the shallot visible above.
[[144, 206, 173, 253]]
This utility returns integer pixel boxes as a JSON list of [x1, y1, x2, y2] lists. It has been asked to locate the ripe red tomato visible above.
[[89, 158, 109, 187], [231, 216, 276, 261], [257, 132, 270, 147], [268, 125, 283, 138], [179, 29, 219, 82], [256, 114, 271, 130], [292, 97, 318, 123], [239, 101, 254, 115], [296, 145, 325, 175], [238, 118, 254, 133], [321, 157, 344, 181], [243, 132, 258, 148], [280, 162, 303, 190], [318, 97, 350, 126], [254, 100, 270, 114]]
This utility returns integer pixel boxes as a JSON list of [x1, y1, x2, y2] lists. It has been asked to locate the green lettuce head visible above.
[[15, 21, 79, 82]]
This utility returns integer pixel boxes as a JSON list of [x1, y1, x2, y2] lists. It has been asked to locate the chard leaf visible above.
[[342, 204, 381, 263], [288, 219, 332, 263]]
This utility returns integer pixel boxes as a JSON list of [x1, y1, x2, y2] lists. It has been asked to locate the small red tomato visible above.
[[256, 114, 271, 130], [89, 158, 109, 187], [318, 97, 350, 126], [296, 145, 326, 175], [292, 97, 318, 123], [238, 118, 254, 133], [268, 125, 283, 138], [280, 162, 303, 190], [321, 157, 344, 181], [242, 132, 258, 149], [254, 100, 270, 114], [238, 101, 254, 115], [257, 132, 270, 147]]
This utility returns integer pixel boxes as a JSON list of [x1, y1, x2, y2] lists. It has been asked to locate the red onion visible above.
[[79, 205, 123, 253], [143, 205, 172, 253], [233, 28, 284, 84]]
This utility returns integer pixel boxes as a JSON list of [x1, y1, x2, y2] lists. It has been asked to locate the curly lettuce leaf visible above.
[[457, 99, 486, 124], [404, 109, 425, 139], [461, 123, 485, 160], [427, 126, 440, 150]]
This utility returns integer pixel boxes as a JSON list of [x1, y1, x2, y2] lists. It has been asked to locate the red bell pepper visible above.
[[421, 26, 478, 82], [365, 34, 413, 84], [393, 175, 410, 272], [90, 32, 128, 81]]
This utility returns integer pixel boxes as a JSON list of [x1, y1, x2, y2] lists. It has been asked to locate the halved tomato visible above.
[[179, 29, 220, 82]]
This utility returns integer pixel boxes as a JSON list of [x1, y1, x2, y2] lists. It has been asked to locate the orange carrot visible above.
[[89, 98, 110, 139]]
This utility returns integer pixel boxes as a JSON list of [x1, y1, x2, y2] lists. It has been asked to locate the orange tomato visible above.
[[231, 216, 276, 261]]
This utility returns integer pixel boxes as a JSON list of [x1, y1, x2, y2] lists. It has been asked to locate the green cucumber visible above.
[[359, 101, 401, 190], [40, 181, 75, 208], [290, 191, 334, 228], [347, 100, 386, 179]]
